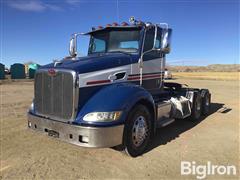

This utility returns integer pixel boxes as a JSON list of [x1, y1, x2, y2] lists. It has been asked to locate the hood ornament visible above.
[[48, 69, 57, 76], [53, 59, 62, 67]]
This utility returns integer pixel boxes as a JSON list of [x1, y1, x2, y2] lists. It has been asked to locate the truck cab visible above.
[[28, 17, 211, 157]]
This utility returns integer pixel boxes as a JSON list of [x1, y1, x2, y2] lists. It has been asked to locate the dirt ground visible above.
[[173, 72, 240, 81], [0, 78, 239, 179]]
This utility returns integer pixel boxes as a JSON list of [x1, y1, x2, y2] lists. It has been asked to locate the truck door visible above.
[[142, 26, 164, 93]]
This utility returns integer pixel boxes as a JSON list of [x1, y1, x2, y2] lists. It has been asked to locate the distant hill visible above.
[[168, 64, 240, 72]]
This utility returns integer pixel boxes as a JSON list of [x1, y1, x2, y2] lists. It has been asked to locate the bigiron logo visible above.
[[181, 161, 237, 179]]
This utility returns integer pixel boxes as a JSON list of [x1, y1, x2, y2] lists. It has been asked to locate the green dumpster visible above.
[[28, 64, 40, 79], [0, 63, 5, 79], [10, 63, 26, 79]]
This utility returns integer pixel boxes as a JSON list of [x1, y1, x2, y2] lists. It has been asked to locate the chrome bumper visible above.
[[28, 114, 124, 148]]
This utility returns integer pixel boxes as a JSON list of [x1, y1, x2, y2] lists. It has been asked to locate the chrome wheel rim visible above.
[[132, 116, 148, 147]]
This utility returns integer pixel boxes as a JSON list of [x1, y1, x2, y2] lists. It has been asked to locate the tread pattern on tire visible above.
[[123, 104, 152, 157], [201, 89, 211, 115]]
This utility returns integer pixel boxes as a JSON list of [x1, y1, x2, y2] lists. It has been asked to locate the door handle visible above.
[[108, 74, 117, 81], [115, 72, 126, 80], [108, 72, 126, 81]]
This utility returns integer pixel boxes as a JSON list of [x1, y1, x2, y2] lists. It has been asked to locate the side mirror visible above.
[[151, 25, 172, 54], [69, 37, 77, 57], [141, 25, 172, 59], [161, 28, 172, 54]]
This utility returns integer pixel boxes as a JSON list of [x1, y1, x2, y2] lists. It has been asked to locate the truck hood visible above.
[[40, 53, 139, 74]]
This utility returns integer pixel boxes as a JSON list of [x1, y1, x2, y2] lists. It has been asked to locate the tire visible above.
[[124, 104, 152, 157], [201, 90, 211, 115], [188, 91, 202, 121]]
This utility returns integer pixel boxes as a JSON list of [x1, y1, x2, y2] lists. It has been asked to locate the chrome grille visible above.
[[34, 69, 77, 122]]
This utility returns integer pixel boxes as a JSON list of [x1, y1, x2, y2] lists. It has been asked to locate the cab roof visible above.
[[85, 25, 143, 35]]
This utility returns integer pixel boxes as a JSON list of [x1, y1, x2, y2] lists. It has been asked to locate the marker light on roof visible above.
[[98, 26, 103, 29], [129, 16, 135, 24], [106, 24, 112, 27], [112, 22, 119, 26], [121, 22, 129, 26], [137, 20, 144, 25]]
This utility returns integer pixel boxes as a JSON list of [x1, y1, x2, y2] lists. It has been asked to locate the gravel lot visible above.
[[0, 79, 239, 179]]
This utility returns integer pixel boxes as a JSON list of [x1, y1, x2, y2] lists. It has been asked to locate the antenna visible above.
[[116, 0, 119, 22]]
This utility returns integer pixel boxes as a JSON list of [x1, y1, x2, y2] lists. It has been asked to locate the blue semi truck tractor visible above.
[[28, 17, 211, 157]]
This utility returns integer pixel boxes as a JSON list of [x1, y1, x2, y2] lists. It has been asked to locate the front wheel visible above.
[[124, 105, 152, 157]]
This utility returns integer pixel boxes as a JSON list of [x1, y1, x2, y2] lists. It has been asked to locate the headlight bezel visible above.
[[83, 111, 122, 122]]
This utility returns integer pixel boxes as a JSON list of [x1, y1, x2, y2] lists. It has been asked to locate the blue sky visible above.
[[0, 0, 239, 68]]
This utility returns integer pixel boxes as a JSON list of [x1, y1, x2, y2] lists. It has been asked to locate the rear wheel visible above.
[[124, 105, 152, 157], [188, 91, 202, 121]]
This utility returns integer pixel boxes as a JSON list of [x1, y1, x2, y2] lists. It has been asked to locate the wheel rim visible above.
[[132, 116, 148, 147]]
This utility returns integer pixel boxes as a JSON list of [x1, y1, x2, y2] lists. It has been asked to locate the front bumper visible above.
[[28, 113, 124, 148]]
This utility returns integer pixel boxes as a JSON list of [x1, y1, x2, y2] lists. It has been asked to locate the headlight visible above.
[[29, 102, 34, 112], [83, 111, 122, 122]]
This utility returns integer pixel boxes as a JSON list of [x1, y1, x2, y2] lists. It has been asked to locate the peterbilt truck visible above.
[[28, 17, 211, 157]]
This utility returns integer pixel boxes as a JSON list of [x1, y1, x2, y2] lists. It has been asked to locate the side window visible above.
[[155, 40, 160, 49], [143, 27, 162, 61], [143, 27, 155, 52], [154, 28, 161, 49]]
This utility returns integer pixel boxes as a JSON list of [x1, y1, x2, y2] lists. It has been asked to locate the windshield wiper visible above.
[[108, 51, 132, 56]]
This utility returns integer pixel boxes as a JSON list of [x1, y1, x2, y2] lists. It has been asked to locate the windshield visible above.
[[88, 28, 141, 54]]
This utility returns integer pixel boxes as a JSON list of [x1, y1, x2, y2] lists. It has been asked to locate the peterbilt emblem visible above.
[[48, 69, 57, 76]]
